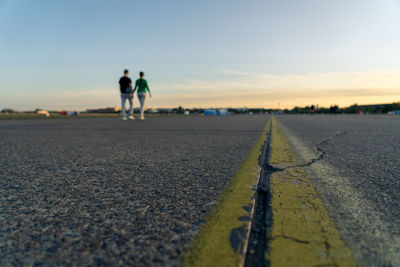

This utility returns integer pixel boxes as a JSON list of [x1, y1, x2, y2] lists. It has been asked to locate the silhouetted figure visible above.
[[119, 69, 134, 120], [133, 72, 152, 120]]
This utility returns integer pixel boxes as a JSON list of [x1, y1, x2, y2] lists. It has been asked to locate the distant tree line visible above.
[[1, 108, 17, 113], [2, 102, 399, 115], [284, 102, 400, 114], [170, 107, 275, 114]]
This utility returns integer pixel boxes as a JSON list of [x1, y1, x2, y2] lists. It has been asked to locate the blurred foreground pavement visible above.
[[277, 115, 400, 266], [0, 115, 268, 266]]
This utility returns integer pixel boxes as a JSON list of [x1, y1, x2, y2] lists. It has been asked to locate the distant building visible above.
[[36, 110, 50, 117], [216, 109, 228, 116], [68, 111, 79, 116], [147, 108, 160, 114], [204, 109, 217, 116]]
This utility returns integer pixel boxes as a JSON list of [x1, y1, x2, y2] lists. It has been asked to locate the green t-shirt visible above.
[[134, 78, 150, 93]]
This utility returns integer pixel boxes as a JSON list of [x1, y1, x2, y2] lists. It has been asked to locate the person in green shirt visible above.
[[133, 71, 152, 120]]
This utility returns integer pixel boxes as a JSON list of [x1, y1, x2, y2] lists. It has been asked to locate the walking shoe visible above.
[[139, 117, 145, 120], [122, 117, 127, 120], [128, 115, 135, 120]]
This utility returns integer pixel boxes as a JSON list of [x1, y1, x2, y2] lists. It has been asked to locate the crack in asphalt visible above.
[[275, 131, 348, 171], [297, 131, 348, 168], [240, 126, 349, 266], [274, 235, 310, 244], [276, 118, 400, 266]]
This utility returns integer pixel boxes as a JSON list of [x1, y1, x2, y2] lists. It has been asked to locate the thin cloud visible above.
[[2, 70, 400, 110], [150, 70, 400, 108]]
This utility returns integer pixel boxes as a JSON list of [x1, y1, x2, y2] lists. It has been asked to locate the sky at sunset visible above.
[[1, 0, 400, 110]]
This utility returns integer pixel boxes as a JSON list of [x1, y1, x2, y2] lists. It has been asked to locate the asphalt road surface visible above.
[[0, 115, 269, 266], [276, 115, 400, 266]]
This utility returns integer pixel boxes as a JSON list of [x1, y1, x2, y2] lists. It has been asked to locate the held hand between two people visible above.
[[130, 93, 151, 98]]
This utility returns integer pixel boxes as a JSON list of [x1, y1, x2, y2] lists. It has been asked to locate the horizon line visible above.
[[3, 101, 400, 112]]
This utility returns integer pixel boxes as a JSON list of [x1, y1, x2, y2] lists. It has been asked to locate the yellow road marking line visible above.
[[183, 120, 271, 267], [268, 117, 355, 266]]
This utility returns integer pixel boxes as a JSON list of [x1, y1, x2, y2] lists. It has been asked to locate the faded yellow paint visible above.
[[183, 120, 270, 267], [267, 117, 355, 267]]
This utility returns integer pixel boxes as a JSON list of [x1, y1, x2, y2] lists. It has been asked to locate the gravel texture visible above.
[[276, 114, 400, 266], [0, 115, 269, 266]]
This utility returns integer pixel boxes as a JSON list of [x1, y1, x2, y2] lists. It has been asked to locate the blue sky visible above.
[[1, 0, 400, 110]]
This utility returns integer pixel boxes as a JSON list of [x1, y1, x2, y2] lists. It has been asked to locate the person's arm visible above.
[[146, 80, 152, 98], [133, 80, 138, 93], [128, 82, 134, 97]]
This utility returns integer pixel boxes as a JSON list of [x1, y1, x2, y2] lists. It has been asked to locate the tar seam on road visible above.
[[244, 121, 275, 267], [182, 119, 271, 267]]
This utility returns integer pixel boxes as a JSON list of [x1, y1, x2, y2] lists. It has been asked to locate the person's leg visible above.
[[128, 95, 134, 117], [121, 94, 127, 118], [138, 93, 146, 119]]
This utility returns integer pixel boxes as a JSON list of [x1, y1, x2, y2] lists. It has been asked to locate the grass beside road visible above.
[[183, 120, 270, 267]]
